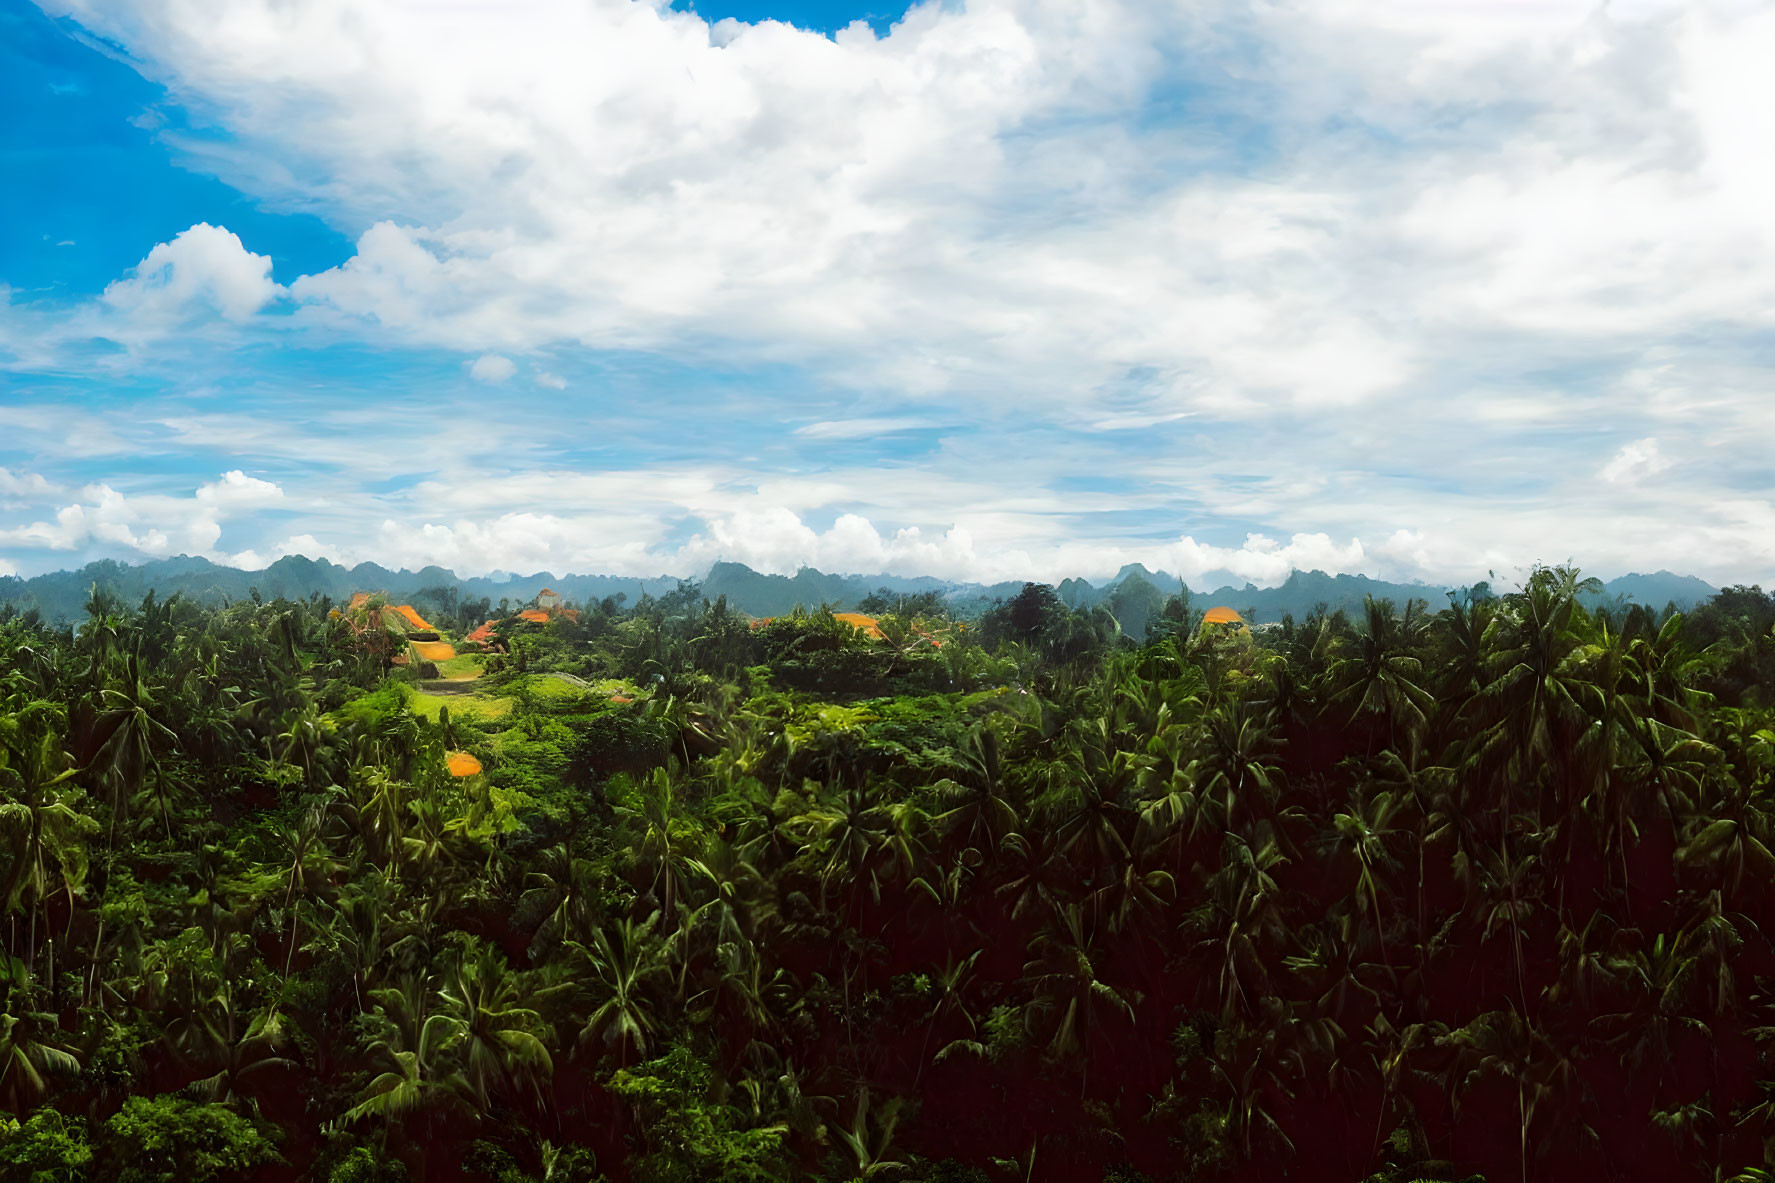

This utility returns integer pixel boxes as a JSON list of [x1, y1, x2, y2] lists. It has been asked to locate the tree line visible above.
[[0, 568, 1772, 1180]]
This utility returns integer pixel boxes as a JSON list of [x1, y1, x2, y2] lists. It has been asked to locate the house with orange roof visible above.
[[464, 619, 507, 653], [832, 612, 886, 640], [536, 588, 562, 612], [392, 604, 438, 632], [1201, 606, 1250, 633], [749, 610, 945, 648], [329, 594, 436, 637]]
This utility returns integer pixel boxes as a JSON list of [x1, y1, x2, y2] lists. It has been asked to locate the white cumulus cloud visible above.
[[0, 470, 288, 563], [1600, 437, 1672, 484], [468, 353, 517, 383], [101, 222, 281, 327]]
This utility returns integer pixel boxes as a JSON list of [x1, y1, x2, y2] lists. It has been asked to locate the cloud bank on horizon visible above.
[[2, 0, 1774, 588]]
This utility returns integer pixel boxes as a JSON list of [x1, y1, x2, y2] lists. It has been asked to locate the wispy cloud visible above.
[[793, 417, 939, 440]]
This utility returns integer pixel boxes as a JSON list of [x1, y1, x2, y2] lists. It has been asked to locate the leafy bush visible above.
[[569, 711, 673, 779], [0, 1109, 93, 1181], [98, 1096, 280, 1182]]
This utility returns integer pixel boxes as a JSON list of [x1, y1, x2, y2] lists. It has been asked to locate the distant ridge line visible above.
[[0, 553, 1722, 625]]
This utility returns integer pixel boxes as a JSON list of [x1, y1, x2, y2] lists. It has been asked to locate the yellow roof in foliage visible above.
[[1203, 606, 1245, 625], [832, 612, 886, 640]]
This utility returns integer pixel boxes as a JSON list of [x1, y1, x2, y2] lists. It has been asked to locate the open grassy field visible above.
[[433, 652, 486, 680], [406, 687, 512, 722], [521, 673, 596, 701]]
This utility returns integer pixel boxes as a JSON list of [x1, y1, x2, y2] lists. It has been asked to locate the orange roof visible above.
[[1203, 606, 1245, 625], [466, 620, 498, 643], [348, 592, 371, 612], [538, 587, 557, 596], [411, 640, 455, 661], [833, 612, 886, 640], [518, 609, 550, 623], [749, 611, 942, 647], [393, 604, 437, 632], [445, 751, 483, 777]]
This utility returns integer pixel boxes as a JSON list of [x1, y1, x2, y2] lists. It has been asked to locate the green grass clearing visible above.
[[519, 674, 598, 701], [434, 652, 487, 680], [408, 690, 512, 722]]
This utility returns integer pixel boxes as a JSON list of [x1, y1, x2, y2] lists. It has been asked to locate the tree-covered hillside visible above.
[[0, 570, 1772, 1181]]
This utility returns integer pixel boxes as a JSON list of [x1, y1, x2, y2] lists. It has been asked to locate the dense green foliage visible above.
[[0, 570, 1773, 1181]]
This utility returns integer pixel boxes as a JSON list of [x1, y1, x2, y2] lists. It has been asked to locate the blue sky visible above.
[[3, 0, 1774, 587]]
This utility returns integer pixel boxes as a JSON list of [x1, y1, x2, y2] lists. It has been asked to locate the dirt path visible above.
[[421, 678, 480, 696]]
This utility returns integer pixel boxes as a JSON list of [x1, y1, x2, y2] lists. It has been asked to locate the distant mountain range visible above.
[[0, 553, 1722, 629]]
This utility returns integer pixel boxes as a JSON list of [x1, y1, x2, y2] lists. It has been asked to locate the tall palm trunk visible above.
[[1501, 831, 1527, 1013], [1518, 1076, 1528, 1183]]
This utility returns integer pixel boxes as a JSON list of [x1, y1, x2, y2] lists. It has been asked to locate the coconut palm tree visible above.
[[1021, 902, 1139, 1092], [1038, 719, 1140, 887], [618, 768, 691, 922], [1591, 929, 1711, 1104], [439, 943, 553, 1111], [564, 915, 666, 1069], [1209, 1022, 1299, 1163], [830, 1087, 910, 1181], [0, 1002, 79, 1111], [1326, 785, 1405, 974], [787, 783, 888, 919], [995, 823, 1070, 927], [1188, 697, 1284, 838], [181, 994, 300, 1113], [931, 723, 1020, 856], [1464, 566, 1604, 827], [93, 650, 178, 840], [1324, 597, 1435, 758], [1439, 1008, 1593, 1183], [518, 844, 603, 956], [1195, 830, 1290, 1019], [0, 715, 97, 973], [345, 976, 473, 1170]]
